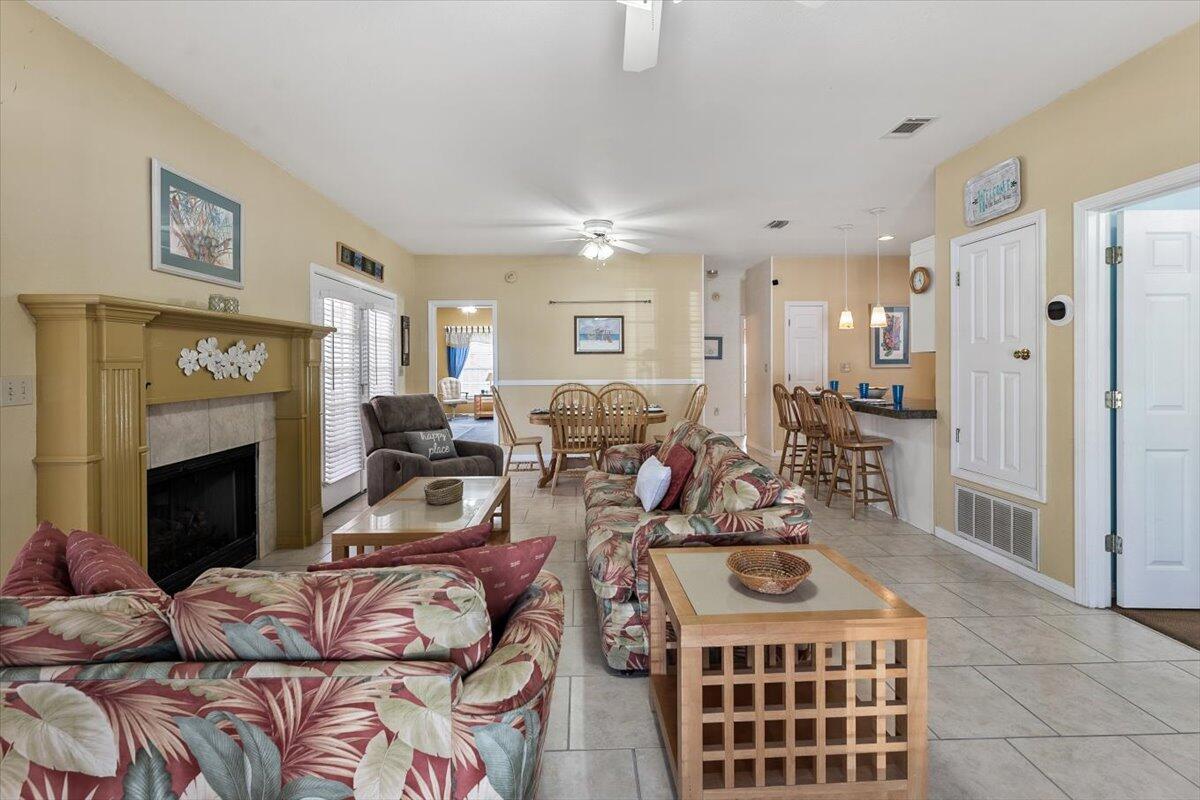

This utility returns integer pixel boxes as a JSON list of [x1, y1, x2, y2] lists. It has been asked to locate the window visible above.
[[458, 334, 493, 396]]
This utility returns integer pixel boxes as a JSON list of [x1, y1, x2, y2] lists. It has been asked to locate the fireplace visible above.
[[147, 443, 258, 593]]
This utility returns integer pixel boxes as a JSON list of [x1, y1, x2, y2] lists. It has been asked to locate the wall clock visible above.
[[909, 266, 931, 294]]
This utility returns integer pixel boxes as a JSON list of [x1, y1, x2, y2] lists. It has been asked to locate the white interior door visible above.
[[312, 271, 397, 511], [952, 220, 1044, 500], [1118, 208, 1200, 608], [785, 302, 827, 389]]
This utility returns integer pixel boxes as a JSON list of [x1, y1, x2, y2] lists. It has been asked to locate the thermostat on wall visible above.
[[1047, 295, 1073, 326]]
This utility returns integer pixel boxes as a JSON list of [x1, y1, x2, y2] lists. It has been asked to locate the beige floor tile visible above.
[[1076, 662, 1200, 732], [535, 749, 639, 800], [862, 534, 950, 556], [978, 665, 1173, 735], [573, 589, 600, 629], [544, 677, 570, 751], [1010, 736, 1200, 800], [869, 556, 972, 583], [1038, 614, 1200, 662], [635, 748, 677, 800], [1175, 661, 1200, 678], [555, 626, 612, 676], [927, 739, 1067, 800], [927, 667, 1055, 739], [956, 617, 1111, 664], [930, 554, 1022, 581], [941, 581, 1077, 617], [509, 522, 553, 541], [891, 583, 988, 618], [928, 618, 1015, 666], [549, 561, 590, 593], [570, 674, 662, 749], [820, 534, 889, 556], [1130, 734, 1200, 786]]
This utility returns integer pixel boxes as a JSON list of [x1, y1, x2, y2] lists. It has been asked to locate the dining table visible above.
[[527, 404, 669, 487]]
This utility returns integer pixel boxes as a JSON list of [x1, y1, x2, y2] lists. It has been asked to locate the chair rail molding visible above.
[[18, 294, 333, 563]]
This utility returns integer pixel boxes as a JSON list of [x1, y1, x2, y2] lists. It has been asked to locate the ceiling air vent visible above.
[[765, 220, 790, 229], [883, 116, 937, 139]]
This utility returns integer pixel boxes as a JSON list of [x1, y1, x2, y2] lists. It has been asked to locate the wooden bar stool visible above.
[[772, 383, 805, 480], [819, 390, 898, 519], [793, 387, 836, 499]]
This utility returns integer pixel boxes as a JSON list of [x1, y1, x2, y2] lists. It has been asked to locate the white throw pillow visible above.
[[635, 455, 673, 512]]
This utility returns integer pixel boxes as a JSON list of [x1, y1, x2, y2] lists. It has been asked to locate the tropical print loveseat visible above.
[[0, 564, 563, 800], [583, 420, 811, 671]]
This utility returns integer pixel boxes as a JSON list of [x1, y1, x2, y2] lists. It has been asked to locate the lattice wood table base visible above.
[[648, 545, 927, 799]]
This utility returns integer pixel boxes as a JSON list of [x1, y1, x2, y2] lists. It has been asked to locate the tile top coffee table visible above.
[[647, 544, 927, 799], [330, 476, 510, 560]]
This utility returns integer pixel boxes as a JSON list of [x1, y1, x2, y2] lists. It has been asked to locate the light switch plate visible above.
[[1, 376, 33, 407]]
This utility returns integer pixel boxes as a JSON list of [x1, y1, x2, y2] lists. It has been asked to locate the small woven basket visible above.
[[424, 478, 463, 506], [726, 549, 812, 595]]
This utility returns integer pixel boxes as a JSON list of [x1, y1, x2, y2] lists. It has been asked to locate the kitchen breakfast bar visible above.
[[842, 398, 937, 532]]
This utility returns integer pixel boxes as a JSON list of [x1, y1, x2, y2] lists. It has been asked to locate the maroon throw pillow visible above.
[[66, 529, 158, 594], [1, 521, 72, 597], [308, 523, 492, 572], [659, 443, 696, 511], [398, 535, 555, 623]]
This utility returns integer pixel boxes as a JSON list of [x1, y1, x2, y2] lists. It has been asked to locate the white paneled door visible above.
[[1118, 209, 1200, 608], [952, 219, 1043, 501], [784, 302, 827, 389]]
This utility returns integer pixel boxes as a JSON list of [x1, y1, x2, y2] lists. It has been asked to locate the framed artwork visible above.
[[574, 315, 624, 354], [870, 305, 910, 367], [337, 241, 385, 281], [400, 315, 411, 366], [704, 335, 723, 360], [151, 159, 243, 287]]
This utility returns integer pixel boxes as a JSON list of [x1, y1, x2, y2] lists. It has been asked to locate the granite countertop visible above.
[[846, 397, 937, 420]]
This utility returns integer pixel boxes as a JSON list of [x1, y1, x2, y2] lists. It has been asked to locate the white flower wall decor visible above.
[[177, 337, 268, 381]]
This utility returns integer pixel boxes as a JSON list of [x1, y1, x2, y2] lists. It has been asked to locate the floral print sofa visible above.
[[0, 563, 563, 800], [583, 421, 812, 671]]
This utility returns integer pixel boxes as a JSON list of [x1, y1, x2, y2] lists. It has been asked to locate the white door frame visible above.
[[949, 208, 1048, 503], [427, 299, 499, 399], [782, 301, 828, 387], [1072, 163, 1200, 608]]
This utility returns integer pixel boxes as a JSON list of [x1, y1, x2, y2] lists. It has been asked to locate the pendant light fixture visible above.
[[868, 207, 888, 328], [835, 224, 854, 330]]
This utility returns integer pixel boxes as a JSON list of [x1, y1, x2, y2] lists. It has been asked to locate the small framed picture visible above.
[[870, 305, 911, 367], [704, 335, 723, 360], [574, 316, 624, 354], [400, 315, 411, 367], [151, 159, 242, 288]]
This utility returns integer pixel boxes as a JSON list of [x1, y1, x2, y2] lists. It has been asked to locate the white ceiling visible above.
[[34, 0, 1199, 265]]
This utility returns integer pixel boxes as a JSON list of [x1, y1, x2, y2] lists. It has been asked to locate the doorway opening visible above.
[[427, 300, 499, 446], [1074, 165, 1200, 616]]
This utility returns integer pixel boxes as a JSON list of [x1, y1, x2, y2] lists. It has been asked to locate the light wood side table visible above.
[[647, 544, 927, 799]]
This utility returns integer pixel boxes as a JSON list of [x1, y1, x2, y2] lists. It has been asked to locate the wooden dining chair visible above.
[[772, 383, 805, 479], [793, 387, 835, 498], [654, 383, 708, 444], [819, 390, 897, 519], [597, 384, 649, 448], [491, 385, 546, 476], [547, 386, 602, 489], [553, 382, 589, 394], [598, 381, 639, 395]]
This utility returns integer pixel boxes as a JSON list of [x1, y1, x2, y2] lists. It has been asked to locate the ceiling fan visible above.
[[560, 219, 650, 261], [617, 0, 829, 73]]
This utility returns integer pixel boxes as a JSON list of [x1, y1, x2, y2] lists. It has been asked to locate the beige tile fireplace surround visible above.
[[18, 294, 331, 566]]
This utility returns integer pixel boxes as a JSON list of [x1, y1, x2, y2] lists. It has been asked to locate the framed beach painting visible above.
[[870, 305, 910, 367], [574, 315, 624, 354], [151, 159, 243, 288]]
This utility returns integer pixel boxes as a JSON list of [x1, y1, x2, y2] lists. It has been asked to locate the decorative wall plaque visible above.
[[178, 337, 268, 381], [964, 157, 1021, 226]]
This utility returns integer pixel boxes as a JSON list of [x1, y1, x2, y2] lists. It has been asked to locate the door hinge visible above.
[[955, 427, 961, 444], [1105, 389, 1124, 410], [1105, 245, 1123, 266], [955, 271, 961, 287], [1105, 533, 1123, 554]]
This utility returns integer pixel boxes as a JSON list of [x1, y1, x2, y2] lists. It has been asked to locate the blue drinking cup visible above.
[[858, 382, 870, 399], [829, 379, 839, 393], [892, 384, 905, 408]]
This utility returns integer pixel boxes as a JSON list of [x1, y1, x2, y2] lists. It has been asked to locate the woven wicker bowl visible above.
[[726, 550, 812, 595], [424, 478, 463, 506]]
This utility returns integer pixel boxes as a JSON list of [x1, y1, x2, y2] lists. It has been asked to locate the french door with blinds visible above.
[[312, 271, 397, 510]]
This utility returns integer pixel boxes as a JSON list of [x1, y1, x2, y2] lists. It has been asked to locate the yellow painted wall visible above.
[[933, 23, 1200, 586], [771, 256, 935, 451], [408, 254, 704, 449], [434, 306, 494, 385], [742, 260, 773, 455], [0, 1, 415, 572]]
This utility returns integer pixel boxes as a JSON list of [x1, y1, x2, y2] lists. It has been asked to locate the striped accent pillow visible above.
[[66, 529, 158, 594], [1, 521, 72, 597]]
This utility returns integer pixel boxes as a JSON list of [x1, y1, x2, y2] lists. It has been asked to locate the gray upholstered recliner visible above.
[[360, 394, 505, 504]]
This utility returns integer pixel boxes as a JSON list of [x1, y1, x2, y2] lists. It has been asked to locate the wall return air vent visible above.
[[954, 485, 1038, 569], [764, 220, 790, 229], [883, 116, 937, 138]]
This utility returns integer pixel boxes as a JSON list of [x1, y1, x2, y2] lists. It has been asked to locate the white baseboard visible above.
[[934, 527, 1078, 604]]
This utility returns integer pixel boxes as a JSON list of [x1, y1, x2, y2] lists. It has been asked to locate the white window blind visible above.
[[459, 336, 493, 396], [322, 296, 363, 484], [363, 307, 396, 398]]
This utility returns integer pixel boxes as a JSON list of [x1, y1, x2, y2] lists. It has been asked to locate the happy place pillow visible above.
[[405, 429, 459, 460]]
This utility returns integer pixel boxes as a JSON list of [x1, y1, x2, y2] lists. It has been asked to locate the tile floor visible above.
[[249, 469, 1200, 800]]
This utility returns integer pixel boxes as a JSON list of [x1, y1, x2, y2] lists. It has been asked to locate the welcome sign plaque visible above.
[[964, 157, 1021, 226]]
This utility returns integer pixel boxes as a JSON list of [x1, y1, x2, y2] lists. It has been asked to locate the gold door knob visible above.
[[1013, 348, 1031, 360]]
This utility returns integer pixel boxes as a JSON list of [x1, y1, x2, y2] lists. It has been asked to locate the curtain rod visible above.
[[547, 300, 652, 305]]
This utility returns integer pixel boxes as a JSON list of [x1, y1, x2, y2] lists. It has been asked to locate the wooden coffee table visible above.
[[330, 476, 510, 560], [647, 544, 927, 799]]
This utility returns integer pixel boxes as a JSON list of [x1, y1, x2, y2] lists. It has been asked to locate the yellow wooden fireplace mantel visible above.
[[18, 294, 333, 564]]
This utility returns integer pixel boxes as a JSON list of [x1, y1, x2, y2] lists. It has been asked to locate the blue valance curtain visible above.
[[445, 326, 490, 379]]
